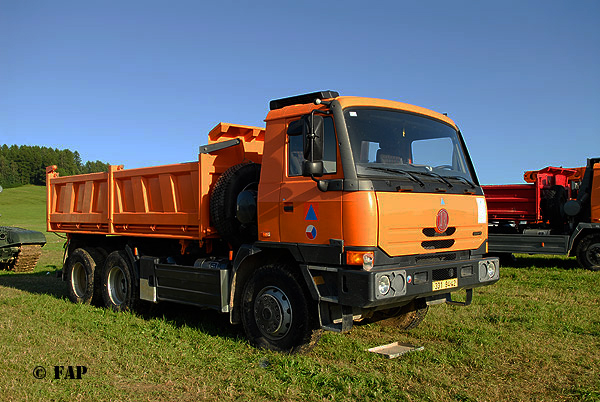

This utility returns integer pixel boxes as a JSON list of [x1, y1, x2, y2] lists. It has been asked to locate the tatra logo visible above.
[[436, 209, 449, 233]]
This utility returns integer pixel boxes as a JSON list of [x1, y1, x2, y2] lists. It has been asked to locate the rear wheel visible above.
[[371, 299, 429, 330], [576, 234, 600, 271], [241, 265, 320, 353], [65, 248, 98, 304], [101, 250, 139, 311]]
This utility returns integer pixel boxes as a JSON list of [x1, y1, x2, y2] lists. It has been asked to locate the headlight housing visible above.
[[378, 275, 391, 295], [478, 258, 499, 282]]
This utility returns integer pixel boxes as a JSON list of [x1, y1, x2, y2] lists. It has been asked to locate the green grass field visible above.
[[1, 185, 599, 401]]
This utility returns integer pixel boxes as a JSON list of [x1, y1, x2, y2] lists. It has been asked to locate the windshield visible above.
[[344, 108, 474, 183]]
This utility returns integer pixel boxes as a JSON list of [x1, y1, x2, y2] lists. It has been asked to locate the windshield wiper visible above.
[[365, 166, 425, 187], [446, 175, 476, 189], [408, 170, 453, 188]]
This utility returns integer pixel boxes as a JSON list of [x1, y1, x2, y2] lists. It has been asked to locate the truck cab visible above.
[[233, 91, 498, 344]]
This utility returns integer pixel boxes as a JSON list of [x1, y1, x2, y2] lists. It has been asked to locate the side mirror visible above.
[[302, 114, 324, 177], [303, 160, 323, 177]]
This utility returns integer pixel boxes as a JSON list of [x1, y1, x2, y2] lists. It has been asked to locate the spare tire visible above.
[[541, 185, 567, 231], [210, 162, 261, 248]]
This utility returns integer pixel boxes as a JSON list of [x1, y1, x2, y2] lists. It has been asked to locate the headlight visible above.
[[478, 259, 499, 282], [378, 275, 391, 295], [486, 261, 497, 278]]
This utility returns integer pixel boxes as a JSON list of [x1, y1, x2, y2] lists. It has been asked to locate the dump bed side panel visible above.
[[47, 163, 202, 239], [483, 184, 539, 222]]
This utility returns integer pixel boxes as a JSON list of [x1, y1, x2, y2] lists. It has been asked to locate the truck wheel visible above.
[[372, 299, 429, 330], [576, 234, 600, 271], [89, 247, 108, 306], [65, 248, 98, 304], [241, 265, 321, 353], [210, 162, 261, 248], [101, 250, 139, 311]]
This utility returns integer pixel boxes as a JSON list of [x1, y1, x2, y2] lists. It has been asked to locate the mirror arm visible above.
[[310, 175, 329, 192]]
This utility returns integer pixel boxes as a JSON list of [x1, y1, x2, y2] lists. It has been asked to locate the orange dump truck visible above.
[[47, 91, 499, 352]]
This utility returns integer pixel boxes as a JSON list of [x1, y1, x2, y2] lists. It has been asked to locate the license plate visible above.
[[432, 278, 458, 292]]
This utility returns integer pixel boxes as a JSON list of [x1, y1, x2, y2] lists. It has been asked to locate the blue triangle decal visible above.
[[305, 205, 318, 221]]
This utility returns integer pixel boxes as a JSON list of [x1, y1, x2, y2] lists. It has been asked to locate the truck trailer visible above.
[[47, 91, 499, 352], [483, 158, 600, 270]]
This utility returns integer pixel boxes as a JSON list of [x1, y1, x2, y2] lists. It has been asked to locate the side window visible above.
[[288, 117, 337, 176]]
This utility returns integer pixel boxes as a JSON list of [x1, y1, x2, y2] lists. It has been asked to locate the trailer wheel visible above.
[[101, 250, 139, 311], [65, 248, 98, 304], [241, 265, 320, 353], [210, 162, 261, 248], [371, 299, 429, 330], [576, 234, 600, 271]]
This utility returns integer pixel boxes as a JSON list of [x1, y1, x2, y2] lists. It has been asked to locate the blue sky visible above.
[[1, 0, 598, 184]]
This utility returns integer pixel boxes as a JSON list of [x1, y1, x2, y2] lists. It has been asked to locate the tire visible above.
[[210, 162, 261, 248], [371, 299, 429, 330], [576, 234, 600, 271], [65, 248, 98, 304], [541, 185, 567, 231], [241, 264, 321, 353], [88, 247, 108, 306], [101, 250, 139, 311]]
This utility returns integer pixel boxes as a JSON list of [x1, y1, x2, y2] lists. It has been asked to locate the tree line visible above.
[[0, 144, 110, 188]]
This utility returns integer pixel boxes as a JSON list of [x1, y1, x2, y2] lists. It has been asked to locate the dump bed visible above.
[[483, 166, 581, 223], [47, 123, 264, 241]]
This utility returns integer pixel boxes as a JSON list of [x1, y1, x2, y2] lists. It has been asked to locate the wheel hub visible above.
[[586, 242, 600, 266], [254, 286, 292, 340], [71, 262, 87, 298], [107, 266, 127, 305]]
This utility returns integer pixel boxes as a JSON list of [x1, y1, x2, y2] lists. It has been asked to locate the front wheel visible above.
[[576, 234, 600, 271], [101, 250, 139, 311], [241, 265, 320, 353]]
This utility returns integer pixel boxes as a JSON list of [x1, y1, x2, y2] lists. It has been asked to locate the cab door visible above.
[[279, 116, 343, 245]]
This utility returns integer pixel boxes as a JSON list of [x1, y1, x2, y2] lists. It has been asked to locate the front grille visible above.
[[422, 227, 456, 237], [415, 253, 457, 263], [421, 239, 455, 250], [432, 267, 457, 281]]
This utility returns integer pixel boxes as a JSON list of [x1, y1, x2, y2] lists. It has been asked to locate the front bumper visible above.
[[306, 256, 499, 309]]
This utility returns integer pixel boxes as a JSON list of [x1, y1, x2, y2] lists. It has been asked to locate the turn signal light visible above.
[[346, 251, 375, 270]]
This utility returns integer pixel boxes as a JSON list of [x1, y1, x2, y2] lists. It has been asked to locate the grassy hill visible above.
[[0, 186, 599, 401]]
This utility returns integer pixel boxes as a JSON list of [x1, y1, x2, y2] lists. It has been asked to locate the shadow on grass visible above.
[[0, 265, 67, 299], [504, 254, 580, 270], [0, 265, 244, 343], [138, 301, 245, 342]]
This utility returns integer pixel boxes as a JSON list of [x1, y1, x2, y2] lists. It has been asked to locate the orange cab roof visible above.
[[265, 95, 457, 129]]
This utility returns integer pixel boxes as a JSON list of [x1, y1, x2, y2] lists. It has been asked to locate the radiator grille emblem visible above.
[[436, 209, 449, 233]]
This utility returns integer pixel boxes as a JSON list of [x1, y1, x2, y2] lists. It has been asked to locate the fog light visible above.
[[378, 275, 391, 295]]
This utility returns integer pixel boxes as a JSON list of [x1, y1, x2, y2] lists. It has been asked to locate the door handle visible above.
[[283, 203, 293, 212]]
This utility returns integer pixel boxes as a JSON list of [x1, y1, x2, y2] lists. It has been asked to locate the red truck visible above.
[[483, 158, 600, 270], [47, 91, 499, 352]]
